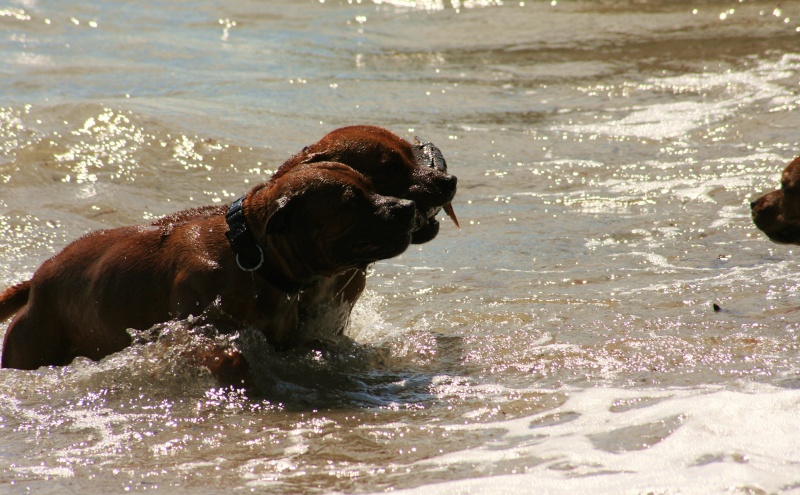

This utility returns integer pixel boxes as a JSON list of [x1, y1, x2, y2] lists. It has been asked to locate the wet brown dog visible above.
[[274, 125, 459, 337], [278, 125, 459, 243], [0, 162, 417, 370], [751, 155, 800, 244]]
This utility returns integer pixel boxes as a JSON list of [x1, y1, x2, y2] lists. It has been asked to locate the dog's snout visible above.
[[750, 200, 757, 209], [376, 197, 416, 224], [440, 173, 457, 191], [396, 199, 417, 229], [398, 198, 415, 209], [432, 173, 457, 203], [394, 199, 416, 222]]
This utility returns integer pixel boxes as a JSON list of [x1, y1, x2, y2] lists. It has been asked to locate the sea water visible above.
[[1, 0, 800, 493]]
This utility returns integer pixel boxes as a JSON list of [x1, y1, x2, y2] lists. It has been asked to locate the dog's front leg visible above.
[[257, 291, 301, 349]]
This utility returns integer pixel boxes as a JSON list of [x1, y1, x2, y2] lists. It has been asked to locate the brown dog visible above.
[[274, 125, 459, 336], [279, 125, 459, 243], [0, 162, 416, 370], [751, 155, 800, 244]]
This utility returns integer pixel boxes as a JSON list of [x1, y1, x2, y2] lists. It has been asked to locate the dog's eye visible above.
[[342, 189, 355, 202], [341, 188, 366, 208]]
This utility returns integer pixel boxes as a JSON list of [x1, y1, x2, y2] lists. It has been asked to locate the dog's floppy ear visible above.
[[265, 195, 297, 235], [300, 151, 332, 165]]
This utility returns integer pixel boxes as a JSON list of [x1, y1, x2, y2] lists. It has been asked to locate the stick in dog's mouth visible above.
[[443, 203, 460, 229]]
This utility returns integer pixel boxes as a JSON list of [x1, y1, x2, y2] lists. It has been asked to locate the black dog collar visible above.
[[224, 195, 313, 294], [225, 196, 264, 271]]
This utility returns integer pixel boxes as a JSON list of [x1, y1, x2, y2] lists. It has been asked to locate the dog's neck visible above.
[[224, 194, 316, 294]]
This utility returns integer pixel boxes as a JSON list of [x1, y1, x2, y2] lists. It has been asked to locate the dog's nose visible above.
[[433, 174, 457, 199], [750, 200, 758, 209], [395, 199, 416, 223]]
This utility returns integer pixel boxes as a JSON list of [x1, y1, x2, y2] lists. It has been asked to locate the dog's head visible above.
[[275, 125, 458, 244], [249, 162, 416, 277], [751, 156, 800, 245]]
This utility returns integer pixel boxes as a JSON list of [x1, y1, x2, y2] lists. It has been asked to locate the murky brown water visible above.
[[2, 0, 800, 493]]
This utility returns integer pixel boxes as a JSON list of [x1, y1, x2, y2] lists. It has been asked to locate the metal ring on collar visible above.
[[235, 244, 264, 272]]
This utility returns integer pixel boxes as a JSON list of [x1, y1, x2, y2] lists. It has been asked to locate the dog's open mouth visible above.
[[411, 202, 459, 244], [416, 203, 459, 231]]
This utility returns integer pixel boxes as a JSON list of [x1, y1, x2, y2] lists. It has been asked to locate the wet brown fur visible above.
[[0, 162, 416, 371], [274, 126, 458, 334], [751, 156, 800, 244]]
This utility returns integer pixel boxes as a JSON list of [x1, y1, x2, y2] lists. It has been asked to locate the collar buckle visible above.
[[225, 196, 264, 272], [225, 195, 314, 294]]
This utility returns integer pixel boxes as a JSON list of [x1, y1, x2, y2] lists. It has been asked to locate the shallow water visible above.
[[2, 0, 800, 493]]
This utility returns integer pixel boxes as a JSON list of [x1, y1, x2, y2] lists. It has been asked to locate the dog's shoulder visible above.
[[150, 205, 227, 231]]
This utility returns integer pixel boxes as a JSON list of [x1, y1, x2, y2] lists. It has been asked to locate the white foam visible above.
[[392, 385, 800, 494], [347, 290, 405, 344]]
